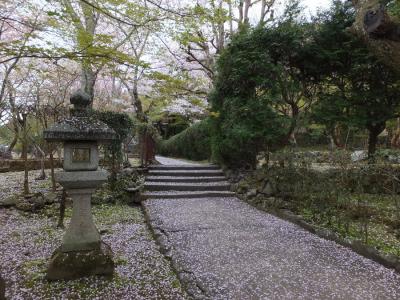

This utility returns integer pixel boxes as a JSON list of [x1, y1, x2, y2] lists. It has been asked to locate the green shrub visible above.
[[388, 0, 400, 18], [209, 27, 293, 169], [92, 172, 144, 205], [89, 110, 135, 190], [158, 119, 211, 161]]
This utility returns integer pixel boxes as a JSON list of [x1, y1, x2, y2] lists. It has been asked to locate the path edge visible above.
[[140, 200, 208, 300], [240, 196, 400, 274]]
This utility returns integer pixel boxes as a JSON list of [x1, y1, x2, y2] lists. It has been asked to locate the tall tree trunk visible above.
[[228, 1, 234, 36], [7, 82, 19, 155], [0, 61, 19, 106], [367, 122, 386, 160], [259, 0, 274, 25], [121, 76, 145, 122], [330, 125, 345, 148], [285, 104, 299, 146], [243, 0, 251, 24], [22, 114, 30, 195], [56, 148, 62, 164], [391, 118, 400, 148], [81, 66, 97, 103], [368, 129, 379, 162], [140, 127, 147, 167], [49, 151, 56, 192], [121, 68, 146, 168], [238, 1, 244, 24], [7, 124, 18, 154], [62, 0, 99, 104], [34, 144, 46, 180], [81, 2, 97, 104], [132, 74, 144, 120], [57, 189, 67, 229]]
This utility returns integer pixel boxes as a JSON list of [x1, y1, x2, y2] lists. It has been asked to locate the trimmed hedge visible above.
[[158, 119, 211, 161]]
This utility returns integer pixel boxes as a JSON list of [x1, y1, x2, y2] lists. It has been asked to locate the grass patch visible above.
[[93, 204, 144, 226]]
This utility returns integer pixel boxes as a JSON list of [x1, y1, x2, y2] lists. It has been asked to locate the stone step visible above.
[[148, 170, 224, 177], [146, 176, 227, 183], [149, 165, 219, 171], [144, 182, 231, 192], [142, 191, 236, 200]]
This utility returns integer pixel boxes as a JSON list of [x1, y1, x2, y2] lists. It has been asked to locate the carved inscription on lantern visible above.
[[72, 147, 91, 163]]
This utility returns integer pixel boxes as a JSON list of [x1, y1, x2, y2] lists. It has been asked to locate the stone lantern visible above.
[[44, 91, 116, 280]]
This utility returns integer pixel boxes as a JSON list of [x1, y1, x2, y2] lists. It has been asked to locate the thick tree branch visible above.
[[351, 0, 400, 71]]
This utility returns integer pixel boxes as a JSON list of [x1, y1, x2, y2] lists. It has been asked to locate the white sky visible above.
[[249, 0, 334, 23], [301, 0, 333, 14]]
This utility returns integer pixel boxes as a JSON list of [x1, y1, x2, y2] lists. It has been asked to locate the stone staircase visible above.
[[143, 164, 235, 199]]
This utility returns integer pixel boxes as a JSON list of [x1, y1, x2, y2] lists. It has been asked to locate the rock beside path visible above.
[[351, 150, 368, 162], [15, 193, 46, 212], [43, 192, 59, 204], [0, 191, 59, 211], [0, 194, 46, 212], [0, 195, 18, 208]]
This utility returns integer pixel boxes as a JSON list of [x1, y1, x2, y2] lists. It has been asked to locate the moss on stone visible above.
[[46, 242, 114, 281]]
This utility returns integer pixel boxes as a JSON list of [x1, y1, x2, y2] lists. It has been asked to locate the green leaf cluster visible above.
[[387, 0, 400, 18], [311, 1, 400, 155], [209, 23, 314, 168], [91, 110, 134, 174]]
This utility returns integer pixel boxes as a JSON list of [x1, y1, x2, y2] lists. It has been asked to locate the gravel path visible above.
[[155, 156, 205, 166], [144, 157, 400, 299], [145, 181, 229, 186]]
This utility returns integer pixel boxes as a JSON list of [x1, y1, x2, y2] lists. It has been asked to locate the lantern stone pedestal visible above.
[[44, 91, 116, 281], [46, 170, 114, 281], [46, 242, 114, 281], [60, 189, 100, 252]]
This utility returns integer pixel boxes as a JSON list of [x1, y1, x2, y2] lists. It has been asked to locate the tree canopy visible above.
[[2, 0, 400, 169]]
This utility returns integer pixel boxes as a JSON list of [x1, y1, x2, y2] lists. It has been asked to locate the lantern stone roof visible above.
[[44, 91, 116, 143]]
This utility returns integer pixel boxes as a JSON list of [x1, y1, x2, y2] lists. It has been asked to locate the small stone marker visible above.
[[43, 90, 116, 280]]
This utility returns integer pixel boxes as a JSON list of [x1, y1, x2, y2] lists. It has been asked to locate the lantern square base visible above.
[[46, 242, 114, 281]]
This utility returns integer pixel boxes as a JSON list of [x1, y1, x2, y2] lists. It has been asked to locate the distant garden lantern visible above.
[[43, 90, 116, 280]]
